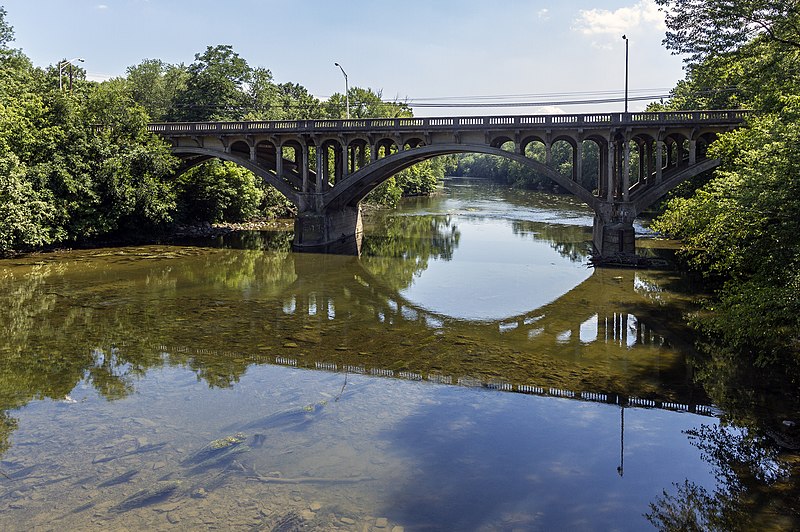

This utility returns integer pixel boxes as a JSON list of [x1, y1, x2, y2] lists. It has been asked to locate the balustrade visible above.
[[148, 110, 749, 135]]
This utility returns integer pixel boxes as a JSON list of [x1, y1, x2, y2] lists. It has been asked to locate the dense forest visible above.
[[0, 5, 446, 255]]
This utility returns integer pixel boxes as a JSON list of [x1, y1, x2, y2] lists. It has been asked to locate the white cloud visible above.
[[573, 0, 664, 36], [96, 4, 108, 9], [537, 8, 550, 20], [534, 105, 566, 115]]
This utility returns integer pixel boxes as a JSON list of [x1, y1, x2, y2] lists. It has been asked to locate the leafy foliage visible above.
[[176, 160, 264, 223], [0, 6, 12, 46], [168, 45, 251, 122], [655, 0, 800, 66], [651, 2, 800, 366], [0, 4, 450, 254]]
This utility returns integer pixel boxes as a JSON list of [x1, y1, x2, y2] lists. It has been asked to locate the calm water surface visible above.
[[0, 179, 795, 530]]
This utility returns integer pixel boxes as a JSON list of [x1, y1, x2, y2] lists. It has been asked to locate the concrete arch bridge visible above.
[[149, 110, 747, 259]]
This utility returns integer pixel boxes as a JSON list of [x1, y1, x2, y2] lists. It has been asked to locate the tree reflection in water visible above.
[[648, 347, 800, 530]]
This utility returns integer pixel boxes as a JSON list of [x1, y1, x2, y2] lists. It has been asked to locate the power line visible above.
[[162, 86, 743, 113], [406, 94, 671, 108]]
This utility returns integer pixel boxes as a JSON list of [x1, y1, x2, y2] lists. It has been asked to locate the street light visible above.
[[59, 57, 84, 91], [334, 62, 349, 119], [621, 35, 629, 113]]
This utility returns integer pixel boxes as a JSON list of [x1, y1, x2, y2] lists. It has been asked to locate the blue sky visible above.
[[2, 0, 687, 116]]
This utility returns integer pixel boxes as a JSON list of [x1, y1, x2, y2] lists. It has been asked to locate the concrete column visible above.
[[316, 146, 324, 193], [606, 141, 615, 201], [656, 140, 664, 184], [369, 144, 377, 163], [341, 143, 348, 179], [689, 139, 697, 165], [545, 143, 553, 167], [575, 141, 583, 183], [623, 139, 630, 201], [275, 144, 283, 179], [360, 145, 367, 167], [598, 142, 607, 198], [250, 145, 257, 162], [639, 142, 647, 185], [592, 212, 636, 260], [301, 143, 309, 193], [292, 205, 363, 254]]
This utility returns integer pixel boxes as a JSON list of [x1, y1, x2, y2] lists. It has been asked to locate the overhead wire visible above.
[[164, 86, 744, 113]]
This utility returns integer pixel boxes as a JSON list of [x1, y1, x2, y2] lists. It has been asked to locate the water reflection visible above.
[[0, 241, 708, 469], [4, 181, 765, 530]]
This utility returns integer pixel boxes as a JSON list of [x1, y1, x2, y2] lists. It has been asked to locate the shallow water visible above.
[[0, 178, 782, 531]]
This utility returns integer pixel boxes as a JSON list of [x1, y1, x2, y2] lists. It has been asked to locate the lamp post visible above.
[[621, 35, 629, 114], [59, 57, 84, 91], [334, 62, 349, 119]]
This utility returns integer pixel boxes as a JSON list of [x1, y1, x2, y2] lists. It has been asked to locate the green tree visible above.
[[0, 154, 55, 251], [653, 99, 800, 364], [652, 2, 800, 365], [655, 0, 800, 65], [126, 59, 188, 121], [169, 45, 251, 121], [324, 87, 412, 119], [175, 160, 265, 223], [0, 6, 13, 47], [243, 66, 281, 120], [274, 82, 323, 119]]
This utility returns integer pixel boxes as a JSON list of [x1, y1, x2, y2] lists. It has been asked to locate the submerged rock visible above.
[[98, 469, 139, 488], [110, 480, 182, 513], [271, 511, 306, 532], [237, 401, 327, 432], [181, 433, 248, 467]]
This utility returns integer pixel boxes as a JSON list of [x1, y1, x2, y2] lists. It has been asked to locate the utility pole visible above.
[[622, 35, 629, 113], [59, 57, 84, 91], [334, 62, 349, 119]]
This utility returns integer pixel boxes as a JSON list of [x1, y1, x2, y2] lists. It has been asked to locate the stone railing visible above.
[[147, 110, 751, 136]]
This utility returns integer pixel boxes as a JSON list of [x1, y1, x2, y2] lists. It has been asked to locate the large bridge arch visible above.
[[323, 143, 600, 212], [170, 146, 301, 207]]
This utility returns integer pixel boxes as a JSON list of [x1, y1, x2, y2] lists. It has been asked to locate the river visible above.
[[0, 178, 796, 531]]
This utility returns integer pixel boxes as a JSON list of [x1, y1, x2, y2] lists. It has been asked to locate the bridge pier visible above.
[[293, 201, 363, 255], [592, 202, 636, 261]]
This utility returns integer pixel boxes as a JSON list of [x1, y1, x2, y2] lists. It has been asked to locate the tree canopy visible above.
[[0, 3, 444, 253], [655, 0, 800, 65], [649, 1, 800, 369]]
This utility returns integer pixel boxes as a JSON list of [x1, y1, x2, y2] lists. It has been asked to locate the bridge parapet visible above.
[[148, 110, 749, 136]]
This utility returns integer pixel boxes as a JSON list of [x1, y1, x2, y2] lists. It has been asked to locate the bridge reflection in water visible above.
[[148, 251, 711, 416]]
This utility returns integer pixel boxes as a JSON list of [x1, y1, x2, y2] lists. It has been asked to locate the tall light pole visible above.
[[334, 62, 349, 119], [59, 57, 84, 91], [622, 35, 629, 114]]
